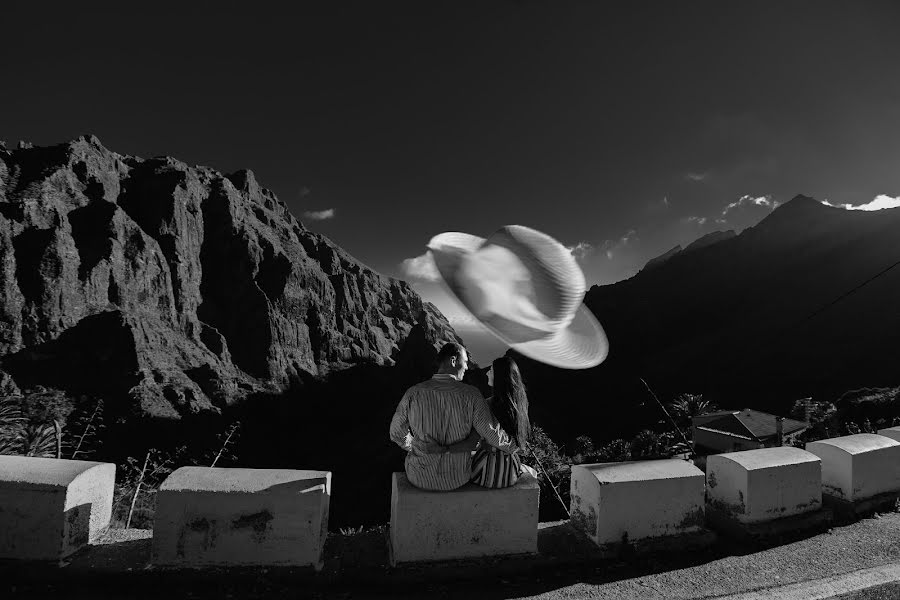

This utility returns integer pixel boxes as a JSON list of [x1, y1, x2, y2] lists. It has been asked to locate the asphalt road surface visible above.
[[3, 513, 900, 599]]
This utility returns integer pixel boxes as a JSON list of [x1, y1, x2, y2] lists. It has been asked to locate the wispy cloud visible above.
[[302, 208, 336, 220], [601, 229, 637, 260], [400, 251, 440, 282], [685, 171, 710, 182], [566, 241, 594, 261], [821, 194, 900, 211], [683, 216, 707, 226]]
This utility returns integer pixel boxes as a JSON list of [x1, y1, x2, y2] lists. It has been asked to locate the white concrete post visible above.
[[876, 426, 900, 443], [570, 459, 706, 548], [151, 467, 331, 569], [0, 456, 115, 560], [805, 434, 900, 502], [706, 447, 821, 524], [389, 471, 539, 565]]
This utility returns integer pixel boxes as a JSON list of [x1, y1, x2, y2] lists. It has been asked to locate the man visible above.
[[389, 342, 510, 491]]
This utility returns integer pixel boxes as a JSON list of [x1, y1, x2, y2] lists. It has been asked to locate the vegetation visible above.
[[0, 386, 242, 529], [789, 391, 900, 447], [522, 392, 711, 520], [3, 381, 899, 531]]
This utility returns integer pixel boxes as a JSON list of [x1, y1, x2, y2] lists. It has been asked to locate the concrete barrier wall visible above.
[[6, 431, 900, 567], [877, 426, 900, 443], [0, 456, 115, 560], [389, 471, 539, 565], [570, 459, 706, 548], [706, 447, 821, 524], [805, 434, 900, 502], [151, 467, 331, 569]]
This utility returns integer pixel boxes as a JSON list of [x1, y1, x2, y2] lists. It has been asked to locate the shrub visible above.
[[523, 425, 572, 521]]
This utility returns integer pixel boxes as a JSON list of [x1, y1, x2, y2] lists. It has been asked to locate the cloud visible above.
[[722, 194, 776, 215], [302, 208, 335, 220], [685, 171, 710, 182], [400, 251, 440, 282], [683, 216, 707, 226], [601, 229, 637, 260], [663, 196, 670, 207], [821, 194, 900, 211], [566, 241, 594, 261]]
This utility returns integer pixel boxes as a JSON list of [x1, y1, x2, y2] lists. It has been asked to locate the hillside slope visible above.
[[513, 196, 900, 442]]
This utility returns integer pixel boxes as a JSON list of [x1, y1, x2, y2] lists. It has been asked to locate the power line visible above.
[[710, 255, 900, 386], [793, 257, 900, 329]]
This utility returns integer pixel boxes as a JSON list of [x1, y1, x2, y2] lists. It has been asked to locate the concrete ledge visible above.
[[389, 471, 539, 566], [877, 426, 900, 443], [0, 456, 115, 560], [706, 447, 822, 525], [706, 505, 833, 544], [151, 467, 331, 569], [593, 527, 717, 560], [805, 434, 900, 503], [570, 459, 712, 549], [823, 489, 900, 521]]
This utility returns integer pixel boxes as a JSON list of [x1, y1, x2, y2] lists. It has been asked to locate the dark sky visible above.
[[5, 1, 900, 343]]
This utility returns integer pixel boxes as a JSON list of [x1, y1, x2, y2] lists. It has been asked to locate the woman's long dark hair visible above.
[[491, 356, 530, 447]]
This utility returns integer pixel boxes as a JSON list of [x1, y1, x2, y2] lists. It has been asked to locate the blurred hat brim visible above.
[[428, 231, 609, 369]]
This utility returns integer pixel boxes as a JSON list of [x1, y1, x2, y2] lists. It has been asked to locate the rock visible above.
[[0, 136, 460, 418]]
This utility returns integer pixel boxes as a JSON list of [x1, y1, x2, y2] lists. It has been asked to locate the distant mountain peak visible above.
[[778, 194, 825, 212], [752, 194, 830, 231], [641, 244, 682, 272]]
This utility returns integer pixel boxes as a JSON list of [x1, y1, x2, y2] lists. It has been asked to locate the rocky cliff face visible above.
[[0, 136, 460, 418]]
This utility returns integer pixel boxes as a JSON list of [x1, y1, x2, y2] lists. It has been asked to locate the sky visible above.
[[5, 1, 900, 362]]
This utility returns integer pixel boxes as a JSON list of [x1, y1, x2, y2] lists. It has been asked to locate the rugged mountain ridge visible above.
[[0, 136, 460, 418], [511, 195, 900, 444], [591, 195, 900, 403]]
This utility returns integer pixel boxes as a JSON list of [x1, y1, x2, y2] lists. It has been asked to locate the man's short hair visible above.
[[437, 342, 465, 366]]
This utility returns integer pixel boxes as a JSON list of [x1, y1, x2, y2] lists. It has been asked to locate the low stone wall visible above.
[[0, 456, 115, 560], [389, 471, 539, 565], [6, 431, 900, 568], [570, 459, 709, 551], [151, 467, 331, 569]]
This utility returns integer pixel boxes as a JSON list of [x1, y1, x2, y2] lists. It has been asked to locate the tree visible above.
[[0, 396, 26, 455], [597, 438, 632, 461], [521, 425, 571, 521], [670, 393, 716, 430]]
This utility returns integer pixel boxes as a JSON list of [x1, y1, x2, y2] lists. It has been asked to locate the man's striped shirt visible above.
[[389, 373, 511, 491]]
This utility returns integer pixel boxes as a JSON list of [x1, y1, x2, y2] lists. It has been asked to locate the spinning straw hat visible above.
[[428, 225, 608, 369]]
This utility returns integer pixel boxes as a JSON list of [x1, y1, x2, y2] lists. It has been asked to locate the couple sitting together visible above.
[[389, 342, 537, 491], [389, 224, 612, 491]]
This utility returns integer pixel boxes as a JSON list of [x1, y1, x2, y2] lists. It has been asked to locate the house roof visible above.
[[694, 410, 740, 419], [696, 408, 808, 442]]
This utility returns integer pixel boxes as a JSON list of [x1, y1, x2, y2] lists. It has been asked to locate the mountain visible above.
[[513, 195, 900, 444], [0, 136, 460, 419], [641, 244, 682, 272]]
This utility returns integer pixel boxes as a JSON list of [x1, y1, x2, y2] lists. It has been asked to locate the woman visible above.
[[424, 355, 537, 488]]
